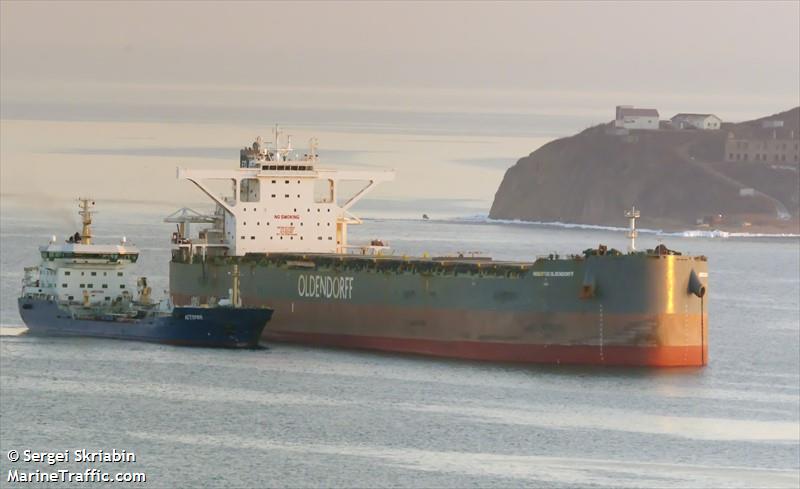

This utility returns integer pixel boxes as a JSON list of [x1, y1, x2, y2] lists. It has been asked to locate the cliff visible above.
[[489, 107, 800, 232]]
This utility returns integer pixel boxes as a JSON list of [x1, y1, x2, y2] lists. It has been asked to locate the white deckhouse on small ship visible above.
[[21, 198, 139, 307]]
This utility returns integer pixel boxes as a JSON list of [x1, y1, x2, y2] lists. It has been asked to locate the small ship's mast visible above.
[[625, 206, 640, 252], [78, 198, 95, 245]]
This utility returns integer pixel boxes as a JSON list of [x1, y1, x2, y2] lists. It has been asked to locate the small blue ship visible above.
[[17, 199, 272, 348]]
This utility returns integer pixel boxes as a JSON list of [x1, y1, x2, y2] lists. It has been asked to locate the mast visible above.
[[231, 263, 240, 308], [625, 206, 640, 252], [77, 198, 95, 245]]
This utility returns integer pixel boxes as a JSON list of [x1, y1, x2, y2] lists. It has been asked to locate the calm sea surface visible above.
[[1, 202, 798, 488]]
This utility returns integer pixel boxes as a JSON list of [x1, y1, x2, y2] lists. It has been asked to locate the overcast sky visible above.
[[2, 1, 798, 119]]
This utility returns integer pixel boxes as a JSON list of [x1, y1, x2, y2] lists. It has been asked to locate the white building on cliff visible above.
[[615, 105, 659, 130], [671, 113, 722, 130]]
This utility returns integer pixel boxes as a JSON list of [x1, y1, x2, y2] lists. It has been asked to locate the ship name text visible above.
[[298, 274, 354, 300]]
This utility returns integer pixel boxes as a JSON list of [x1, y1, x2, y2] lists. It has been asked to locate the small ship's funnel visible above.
[[688, 269, 706, 298]]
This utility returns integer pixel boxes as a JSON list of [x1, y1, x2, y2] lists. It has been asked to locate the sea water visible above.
[[1, 202, 798, 488]]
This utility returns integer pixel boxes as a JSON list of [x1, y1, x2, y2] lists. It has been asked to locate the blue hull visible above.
[[17, 298, 272, 348]]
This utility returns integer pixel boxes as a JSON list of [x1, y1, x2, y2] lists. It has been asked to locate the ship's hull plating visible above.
[[18, 298, 272, 348], [169, 253, 709, 366]]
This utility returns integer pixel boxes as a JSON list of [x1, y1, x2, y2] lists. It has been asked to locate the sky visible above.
[[2, 1, 798, 115], [1, 1, 799, 210]]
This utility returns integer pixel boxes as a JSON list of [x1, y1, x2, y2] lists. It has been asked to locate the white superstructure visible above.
[[21, 199, 141, 306], [172, 128, 394, 257]]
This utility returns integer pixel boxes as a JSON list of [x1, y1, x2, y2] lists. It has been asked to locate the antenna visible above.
[[77, 197, 95, 245], [273, 124, 282, 161], [308, 137, 319, 162], [625, 206, 640, 252]]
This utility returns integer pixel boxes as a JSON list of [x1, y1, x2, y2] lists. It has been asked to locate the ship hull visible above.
[[18, 298, 272, 348], [170, 252, 709, 366]]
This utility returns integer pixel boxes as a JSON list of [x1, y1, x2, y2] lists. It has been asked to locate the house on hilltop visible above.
[[615, 105, 659, 130], [671, 113, 722, 130]]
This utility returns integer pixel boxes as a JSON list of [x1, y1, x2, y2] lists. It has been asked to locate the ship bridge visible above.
[[172, 129, 394, 256]]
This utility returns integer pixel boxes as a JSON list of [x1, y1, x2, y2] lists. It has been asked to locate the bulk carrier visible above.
[[167, 130, 709, 366]]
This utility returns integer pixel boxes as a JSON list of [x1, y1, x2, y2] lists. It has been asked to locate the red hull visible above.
[[264, 330, 707, 367]]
